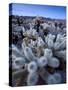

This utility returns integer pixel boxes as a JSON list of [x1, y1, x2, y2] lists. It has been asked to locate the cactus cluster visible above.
[[9, 16, 66, 86]]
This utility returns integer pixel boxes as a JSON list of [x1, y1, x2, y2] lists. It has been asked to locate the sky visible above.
[[9, 3, 66, 19]]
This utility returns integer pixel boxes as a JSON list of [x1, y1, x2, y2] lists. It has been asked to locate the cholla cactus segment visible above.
[[12, 60, 21, 70], [12, 44, 24, 57], [54, 50, 66, 61], [48, 57, 60, 68], [37, 56, 48, 67], [45, 34, 55, 46], [44, 48, 53, 59], [23, 46, 35, 61], [37, 37, 45, 47], [54, 39, 66, 50], [47, 39, 54, 49], [53, 72, 62, 84], [12, 57, 26, 70], [46, 74, 56, 84], [54, 34, 66, 50], [27, 72, 39, 86], [27, 61, 38, 73], [15, 57, 26, 66], [45, 33, 66, 50]]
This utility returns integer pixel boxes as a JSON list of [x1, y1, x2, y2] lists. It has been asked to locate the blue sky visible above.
[[9, 3, 66, 19]]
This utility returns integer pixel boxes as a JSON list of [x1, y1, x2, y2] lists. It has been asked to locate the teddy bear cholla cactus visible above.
[[11, 28, 66, 86]]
